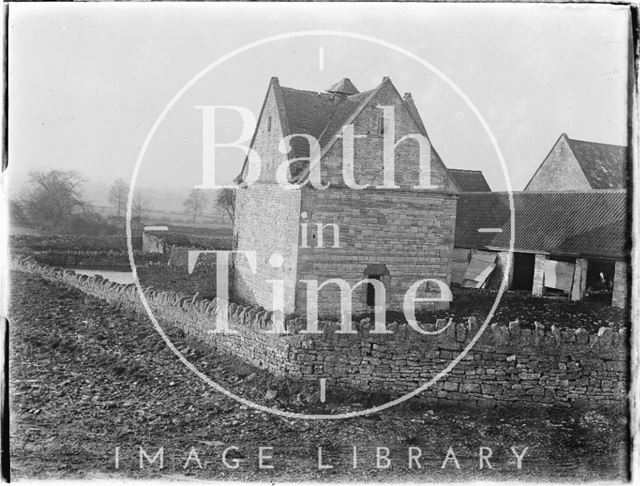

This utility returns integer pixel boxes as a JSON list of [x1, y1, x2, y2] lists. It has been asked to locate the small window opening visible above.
[[366, 275, 382, 306], [377, 116, 385, 135], [267, 116, 272, 132], [364, 263, 390, 307]]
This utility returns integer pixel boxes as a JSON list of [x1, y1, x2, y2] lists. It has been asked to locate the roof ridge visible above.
[[314, 95, 347, 148], [566, 136, 627, 149], [319, 81, 387, 155], [289, 80, 388, 185], [467, 189, 627, 195], [449, 168, 485, 173], [346, 88, 375, 100], [280, 85, 326, 95]]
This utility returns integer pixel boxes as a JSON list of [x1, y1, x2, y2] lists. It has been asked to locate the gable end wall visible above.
[[232, 86, 301, 312], [295, 83, 457, 316], [525, 137, 592, 191]]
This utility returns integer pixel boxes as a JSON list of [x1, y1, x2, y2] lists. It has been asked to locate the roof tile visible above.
[[448, 169, 491, 192], [566, 137, 627, 189]]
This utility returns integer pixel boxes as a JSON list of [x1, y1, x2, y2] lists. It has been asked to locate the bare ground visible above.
[[9, 272, 629, 481]]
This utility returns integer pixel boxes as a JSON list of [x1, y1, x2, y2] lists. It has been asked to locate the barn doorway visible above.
[[585, 259, 615, 304], [511, 252, 535, 291]]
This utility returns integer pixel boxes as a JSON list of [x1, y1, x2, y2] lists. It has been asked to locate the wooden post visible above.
[[570, 258, 588, 301]]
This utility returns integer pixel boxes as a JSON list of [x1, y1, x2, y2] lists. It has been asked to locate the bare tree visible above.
[[215, 188, 235, 223], [131, 191, 150, 230], [183, 188, 208, 224], [108, 178, 129, 218], [20, 170, 86, 233]]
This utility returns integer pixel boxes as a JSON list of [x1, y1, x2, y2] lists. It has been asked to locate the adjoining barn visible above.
[[525, 133, 627, 191], [452, 190, 628, 308]]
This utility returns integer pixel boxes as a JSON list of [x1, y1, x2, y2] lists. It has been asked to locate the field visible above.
[[9, 271, 629, 481]]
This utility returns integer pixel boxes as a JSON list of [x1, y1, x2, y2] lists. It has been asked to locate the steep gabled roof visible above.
[[316, 89, 376, 149], [279, 87, 336, 162], [565, 137, 627, 189], [454, 190, 627, 259], [525, 133, 628, 191], [278, 85, 377, 160], [448, 169, 491, 192], [238, 77, 458, 191]]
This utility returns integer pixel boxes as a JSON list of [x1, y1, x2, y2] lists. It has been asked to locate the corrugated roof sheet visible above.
[[566, 137, 627, 189], [448, 169, 491, 192], [454, 191, 628, 259]]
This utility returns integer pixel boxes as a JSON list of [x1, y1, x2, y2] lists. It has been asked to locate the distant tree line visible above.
[[12, 169, 235, 236], [183, 187, 235, 224], [14, 170, 118, 236], [13, 171, 152, 236]]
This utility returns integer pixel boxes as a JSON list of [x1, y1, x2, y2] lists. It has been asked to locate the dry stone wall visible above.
[[13, 258, 627, 409], [20, 249, 137, 269], [11, 234, 143, 268]]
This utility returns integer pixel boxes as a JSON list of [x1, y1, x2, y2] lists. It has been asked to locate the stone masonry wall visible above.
[[15, 258, 627, 410], [612, 260, 628, 309], [293, 80, 458, 317], [233, 183, 301, 313], [142, 232, 165, 254], [297, 187, 457, 316], [319, 80, 457, 192], [525, 135, 592, 191], [231, 81, 301, 313], [532, 254, 548, 297]]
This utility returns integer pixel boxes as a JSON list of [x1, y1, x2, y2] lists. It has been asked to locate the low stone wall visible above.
[[11, 234, 145, 268], [17, 249, 139, 269], [137, 263, 216, 298], [13, 258, 627, 409], [11, 234, 142, 252], [141, 229, 232, 255]]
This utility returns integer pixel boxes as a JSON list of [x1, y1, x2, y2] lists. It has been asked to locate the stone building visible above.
[[451, 134, 629, 308], [452, 191, 628, 308], [142, 226, 168, 254], [525, 133, 627, 191], [231, 76, 459, 318]]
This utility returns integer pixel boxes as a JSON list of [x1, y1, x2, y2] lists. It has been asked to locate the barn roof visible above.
[[447, 169, 491, 192], [454, 190, 628, 259], [565, 136, 627, 189]]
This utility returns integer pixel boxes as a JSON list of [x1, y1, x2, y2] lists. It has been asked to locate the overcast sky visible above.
[[8, 2, 630, 196]]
